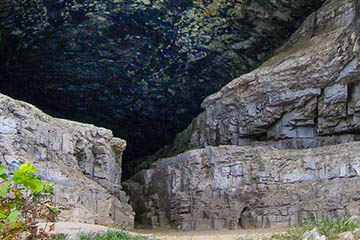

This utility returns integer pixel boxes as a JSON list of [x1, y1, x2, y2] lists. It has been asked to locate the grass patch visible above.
[[50, 230, 155, 240], [50, 234, 69, 240], [271, 217, 360, 240]]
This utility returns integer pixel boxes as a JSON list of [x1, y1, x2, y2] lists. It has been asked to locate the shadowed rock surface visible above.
[[124, 0, 360, 230], [0, 93, 134, 229], [125, 143, 360, 230], [0, 0, 324, 177]]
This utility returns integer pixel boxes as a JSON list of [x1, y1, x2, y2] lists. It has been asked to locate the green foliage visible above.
[[317, 217, 360, 239], [13, 162, 44, 193], [0, 162, 59, 239], [271, 217, 360, 240], [77, 230, 156, 240], [270, 223, 314, 240], [49, 234, 69, 240], [49, 231, 156, 240], [48, 231, 156, 240]]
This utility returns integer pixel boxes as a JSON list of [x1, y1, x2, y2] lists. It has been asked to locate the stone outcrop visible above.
[[0, 0, 324, 177], [162, 0, 360, 157], [0, 93, 134, 229], [125, 142, 360, 230], [302, 228, 328, 240], [125, 0, 360, 231]]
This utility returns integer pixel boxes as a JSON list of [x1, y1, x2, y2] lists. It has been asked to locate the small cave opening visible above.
[[238, 207, 256, 229]]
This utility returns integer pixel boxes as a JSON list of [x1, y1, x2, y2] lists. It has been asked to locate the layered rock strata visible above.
[[0, 0, 324, 176], [125, 143, 360, 230], [0, 93, 134, 229], [125, 0, 360, 231], [163, 0, 360, 157]]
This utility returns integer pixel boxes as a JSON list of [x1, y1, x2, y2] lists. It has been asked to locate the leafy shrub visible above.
[[0, 162, 59, 239]]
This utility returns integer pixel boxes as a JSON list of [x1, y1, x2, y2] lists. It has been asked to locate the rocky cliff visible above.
[[0, 93, 134, 229], [125, 143, 360, 230], [0, 0, 324, 177], [125, 0, 360, 230], [161, 0, 360, 157]]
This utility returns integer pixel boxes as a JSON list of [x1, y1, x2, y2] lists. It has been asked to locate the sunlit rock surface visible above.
[[124, 0, 360, 230], [125, 143, 360, 230], [0, 93, 134, 229], [161, 0, 360, 157], [0, 0, 323, 177]]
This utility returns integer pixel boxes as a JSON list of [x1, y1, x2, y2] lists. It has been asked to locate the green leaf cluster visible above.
[[0, 162, 59, 239], [13, 162, 44, 193]]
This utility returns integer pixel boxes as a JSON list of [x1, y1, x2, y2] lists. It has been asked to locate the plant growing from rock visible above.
[[0, 162, 59, 239]]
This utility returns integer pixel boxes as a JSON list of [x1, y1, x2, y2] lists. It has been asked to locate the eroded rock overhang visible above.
[[166, 0, 360, 155], [124, 0, 360, 230], [0, 0, 325, 178]]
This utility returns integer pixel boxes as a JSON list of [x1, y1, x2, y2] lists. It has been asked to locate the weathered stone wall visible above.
[[125, 143, 360, 230], [165, 0, 360, 156], [0, 93, 134, 229]]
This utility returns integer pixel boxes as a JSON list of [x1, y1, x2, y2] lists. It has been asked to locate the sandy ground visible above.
[[38, 222, 286, 240]]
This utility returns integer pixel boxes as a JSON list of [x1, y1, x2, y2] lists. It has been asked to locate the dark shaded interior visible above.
[[0, 0, 324, 179]]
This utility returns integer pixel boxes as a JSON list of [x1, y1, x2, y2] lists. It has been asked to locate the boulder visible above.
[[0, 93, 134, 229], [337, 232, 355, 240], [303, 228, 328, 240]]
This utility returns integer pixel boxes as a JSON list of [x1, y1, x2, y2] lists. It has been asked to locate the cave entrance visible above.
[[239, 207, 256, 229]]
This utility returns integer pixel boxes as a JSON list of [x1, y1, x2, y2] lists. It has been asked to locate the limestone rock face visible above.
[[165, 0, 360, 156], [0, 93, 134, 229], [0, 0, 323, 177], [125, 0, 360, 231], [125, 143, 360, 230]]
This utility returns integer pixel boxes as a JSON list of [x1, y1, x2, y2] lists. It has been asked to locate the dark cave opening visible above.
[[0, 74, 204, 180], [0, 0, 325, 180]]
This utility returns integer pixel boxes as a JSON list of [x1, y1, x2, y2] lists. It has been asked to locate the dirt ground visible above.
[[136, 228, 285, 240], [39, 222, 287, 240]]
